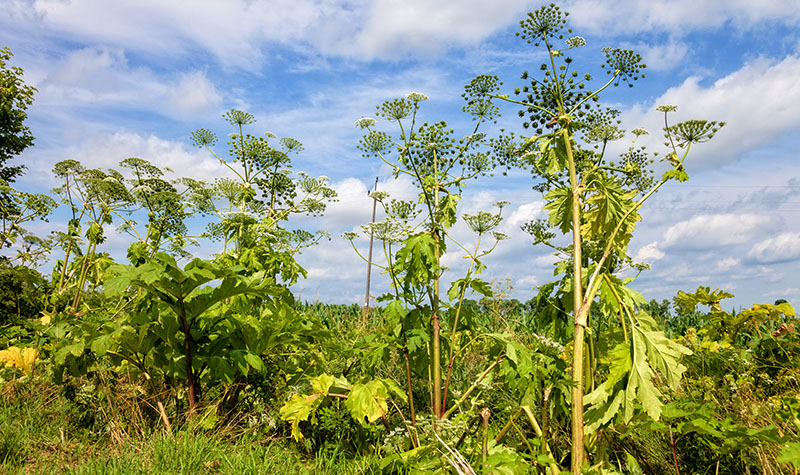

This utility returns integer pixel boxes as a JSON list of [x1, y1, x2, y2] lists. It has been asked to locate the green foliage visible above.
[[118, 157, 197, 258], [0, 7, 796, 474], [50, 159, 136, 309], [585, 313, 691, 431], [0, 50, 54, 256], [0, 259, 49, 325], [349, 90, 511, 427], [0, 181, 56, 251], [54, 252, 324, 417], [280, 373, 404, 441]]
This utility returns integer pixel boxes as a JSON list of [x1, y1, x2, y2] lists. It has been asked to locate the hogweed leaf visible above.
[[585, 318, 691, 431], [581, 173, 641, 251], [345, 380, 391, 425], [543, 187, 573, 234], [778, 443, 800, 468], [278, 374, 343, 441], [0, 346, 37, 374]]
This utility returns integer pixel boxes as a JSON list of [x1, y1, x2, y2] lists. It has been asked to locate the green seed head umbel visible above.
[[516, 4, 571, 46]]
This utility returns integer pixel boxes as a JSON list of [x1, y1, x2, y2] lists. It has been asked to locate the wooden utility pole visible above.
[[362, 177, 379, 324]]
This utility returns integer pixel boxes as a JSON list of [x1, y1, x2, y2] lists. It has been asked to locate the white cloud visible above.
[[39, 47, 163, 105], [168, 71, 222, 120], [342, 0, 538, 59], [715, 257, 740, 272], [35, 47, 224, 122], [764, 287, 800, 302], [22, 0, 800, 67], [748, 232, 800, 264], [627, 39, 688, 71], [661, 213, 775, 251], [624, 55, 800, 168], [634, 242, 664, 262], [20, 0, 544, 66], [656, 262, 711, 285], [506, 200, 544, 228], [515, 274, 538, 290]]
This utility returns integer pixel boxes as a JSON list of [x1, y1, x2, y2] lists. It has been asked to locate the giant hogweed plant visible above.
[[280, 93, 551, 471], [190, 110, 336, 276], [48, 157, 207, 312], [49, 160, 134, 311], [352, 92, 506, 422], [464, 4, 725, 472], [51, 112, 337, 423]]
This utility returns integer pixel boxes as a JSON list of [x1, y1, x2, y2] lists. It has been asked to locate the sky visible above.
[[2, 0, 800, 310]]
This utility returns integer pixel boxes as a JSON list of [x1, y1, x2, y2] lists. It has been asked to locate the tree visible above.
[[0, 47, 46, 254], [0, 46, 36, 183]]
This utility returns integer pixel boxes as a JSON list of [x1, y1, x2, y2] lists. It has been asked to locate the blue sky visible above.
[[2, 0, 800, 309]]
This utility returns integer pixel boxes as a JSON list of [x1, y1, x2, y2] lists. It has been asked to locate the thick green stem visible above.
[[178, 289, 197, 415], [71, 239, 97, 310], [432, 149, 443, 418], [562, 126, 587, 474], [56, 207, 86, 294], [403, 346, 417, 435], [432, 311, 442, 417], [494, 408, 523, 443], [57, 240, 73, 291], [481, 407, 490, 464]]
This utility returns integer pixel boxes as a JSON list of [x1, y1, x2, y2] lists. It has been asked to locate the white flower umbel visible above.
[[354, 117, 377, 129]]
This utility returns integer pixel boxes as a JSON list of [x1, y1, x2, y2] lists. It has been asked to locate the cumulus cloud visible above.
[[626, 39, 688, 71], [39, 47, 162, 105], [506, 200, 544, 228], [634, 242, 664, 262], [748, 232, 800, 264], [715, 257, 740, 272], [18, 0, 544, 66], [341, 0, 538, 59], [661, 213, 776, 251], [19, 0, 800, 66], [623, 55, 800, 168], [765, 287, 800, 303]]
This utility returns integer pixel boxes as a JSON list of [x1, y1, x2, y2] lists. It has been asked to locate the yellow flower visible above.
[[0, 346, 37, 374], [40, 315, 51, 325]]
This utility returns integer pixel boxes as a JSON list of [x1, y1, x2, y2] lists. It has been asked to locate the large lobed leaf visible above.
[[279, 374, 337, 440], [585, 313, 691, 433]]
